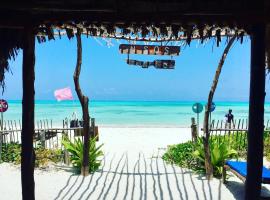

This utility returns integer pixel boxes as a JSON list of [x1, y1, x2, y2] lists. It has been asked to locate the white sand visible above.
[[1, 127, 270, 200]]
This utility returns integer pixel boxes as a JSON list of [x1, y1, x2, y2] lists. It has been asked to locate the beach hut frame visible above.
[[0, 1, 269, 199]]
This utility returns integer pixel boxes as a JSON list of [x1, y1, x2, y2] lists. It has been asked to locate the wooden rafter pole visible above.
[[73, 31, 91, 176], [21, 25, 36, 200], [245, 24, 266, 200], [203, 36, 236, 179]]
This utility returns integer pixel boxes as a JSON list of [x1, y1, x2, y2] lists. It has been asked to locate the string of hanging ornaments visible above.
[[119, 40, 180, 69]]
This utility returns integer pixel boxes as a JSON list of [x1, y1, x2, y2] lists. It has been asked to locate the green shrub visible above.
[[264, 131, 270, 160], [62, 136, 103, 173], [162, 141, 198, 169], [1, 142, 62, 167], [1, 142, 21, 163], [163, 131, 270, 177], [34, 147, 62, 167], [226, 132, 247, 153], [163, 135, 238, 178], [193, 137, 237, 177], [210, 132, 247, 158]]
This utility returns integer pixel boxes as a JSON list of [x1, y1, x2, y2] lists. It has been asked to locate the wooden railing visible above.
[[0, 118, 97, 149], [191, 118, 270, 156]]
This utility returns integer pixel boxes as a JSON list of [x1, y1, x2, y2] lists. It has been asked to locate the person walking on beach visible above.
[[225, 109, 235, 129]]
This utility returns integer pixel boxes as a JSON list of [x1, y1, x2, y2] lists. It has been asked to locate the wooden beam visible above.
[[0, 11, 270, 29], [21, 25, 35, 200], [245, 24, 266, 200], [0, 1, 266, 14]]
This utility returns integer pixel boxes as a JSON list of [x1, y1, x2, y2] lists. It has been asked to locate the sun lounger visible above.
[[223, 161, 270, 199], [223, 160, 270, 184]]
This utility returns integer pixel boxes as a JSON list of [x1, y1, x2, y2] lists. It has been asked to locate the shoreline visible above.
[[4, 100, 269, 129]]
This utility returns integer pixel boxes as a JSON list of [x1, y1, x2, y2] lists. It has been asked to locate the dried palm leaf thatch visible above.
[[36, 22, 245, 44], [0, 22, 247, 92], [0, 29, 23, 92]]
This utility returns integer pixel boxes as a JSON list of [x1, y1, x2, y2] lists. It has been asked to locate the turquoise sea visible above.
[[3, 100, 270, 127]]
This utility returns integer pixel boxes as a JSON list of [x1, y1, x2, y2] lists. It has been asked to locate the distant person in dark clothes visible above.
[[225, 109, 235, 128]]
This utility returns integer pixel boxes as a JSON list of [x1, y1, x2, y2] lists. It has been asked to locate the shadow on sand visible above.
[[224, 177, 270, 200], [53, 150, 263, 200]]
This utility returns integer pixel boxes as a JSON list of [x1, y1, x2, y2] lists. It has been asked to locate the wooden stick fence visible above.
[[192, 118, 270, 157], [0, 118, 97, 163]]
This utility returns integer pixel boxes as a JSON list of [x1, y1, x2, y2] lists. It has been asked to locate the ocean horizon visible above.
[[2, 100, 270, 127]]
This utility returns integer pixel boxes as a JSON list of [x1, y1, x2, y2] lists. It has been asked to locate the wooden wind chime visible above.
[[119, 43, 180, 69]]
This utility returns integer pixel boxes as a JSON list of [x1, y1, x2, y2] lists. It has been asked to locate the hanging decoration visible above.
[[119, 43, 180, 69], [126, 59, 175, 69], [119, 44, 180, 55]]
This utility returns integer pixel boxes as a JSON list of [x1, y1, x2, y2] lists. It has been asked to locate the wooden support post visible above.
[[245, 24, 265, 200], [21, 25, 35, 200]]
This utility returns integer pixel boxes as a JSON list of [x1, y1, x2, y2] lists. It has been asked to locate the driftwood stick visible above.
[[203, 36, 236, 179]]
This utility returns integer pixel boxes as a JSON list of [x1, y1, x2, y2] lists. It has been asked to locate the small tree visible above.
[[74, 31, 91, 176], [203, 36, 236, 179]]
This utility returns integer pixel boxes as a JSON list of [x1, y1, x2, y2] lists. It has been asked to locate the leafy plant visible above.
[[34, 147, 62, 167], [162, 141, 197, 169], [163, 131, 270, 178], [62, 136, 103, 173], [1, 142, 21, 163], [264, 131, 270, 160], [193, 137, 237, 177], [1, 142, 62, 167]]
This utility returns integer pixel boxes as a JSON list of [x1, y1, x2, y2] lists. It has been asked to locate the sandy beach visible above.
[[1, 127, 270, 200]]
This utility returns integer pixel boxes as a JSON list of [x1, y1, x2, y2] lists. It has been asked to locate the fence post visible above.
[[40, 130, 46, 148], [91, 118, 95, 138], [191, 117, 197, 142], [63, 131, 70, 165], [64, 149, 70, 165]]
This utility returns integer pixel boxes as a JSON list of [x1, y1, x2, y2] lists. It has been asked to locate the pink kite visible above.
[[54, 87, 73, 101]]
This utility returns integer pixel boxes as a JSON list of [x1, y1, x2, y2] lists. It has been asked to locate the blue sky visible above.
[[1, 36, 270, 102]]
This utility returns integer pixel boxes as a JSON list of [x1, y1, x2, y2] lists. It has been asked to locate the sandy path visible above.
[[1, 127, 269, 200]]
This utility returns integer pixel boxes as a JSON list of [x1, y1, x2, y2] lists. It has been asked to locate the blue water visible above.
[[3, 100, 270, 127]]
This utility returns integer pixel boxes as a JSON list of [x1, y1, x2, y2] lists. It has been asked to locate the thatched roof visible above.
[[0, 0, 269, 90]]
